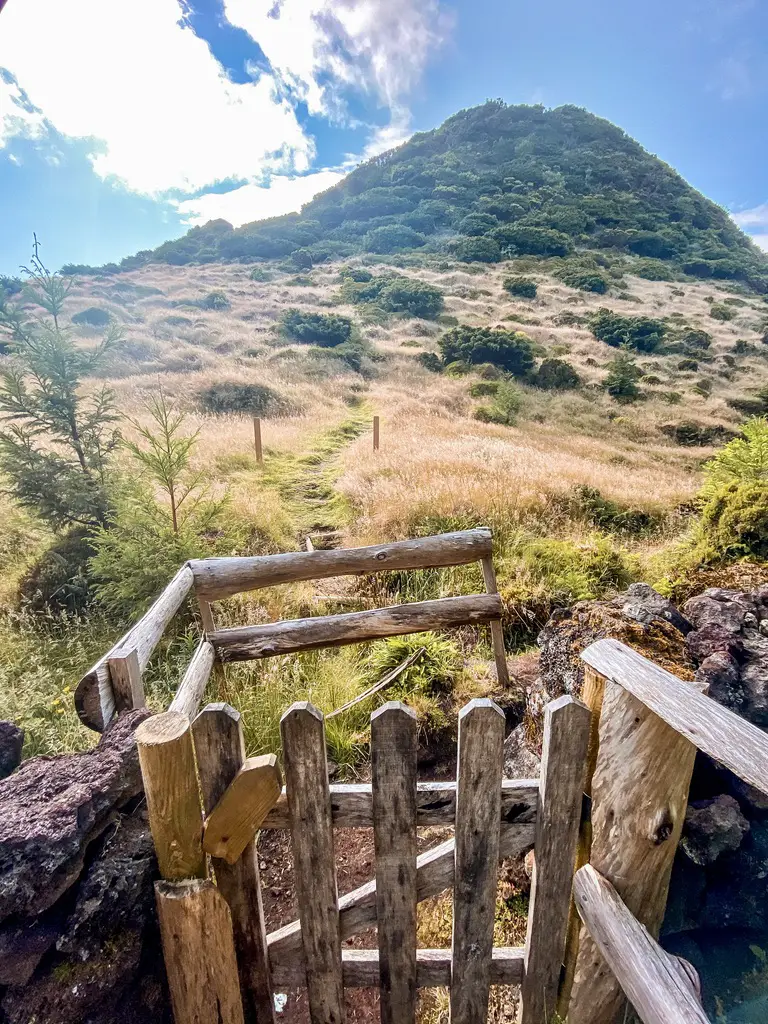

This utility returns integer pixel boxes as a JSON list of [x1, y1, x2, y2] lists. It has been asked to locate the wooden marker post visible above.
[[253, 417, 263, 464], [373, 415, 380, 451]]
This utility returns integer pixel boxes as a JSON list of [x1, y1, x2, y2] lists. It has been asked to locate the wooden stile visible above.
[[373, 415, 380, 451], [253, 417, 263, 463], [156, 878, 245, 1024], [371, 702, 417, 1024], [108, 647, 144, 713], [281, 702, 345, 1024], [198, 597, 216, 633], [566, 663, 704, 1024], [203, 754, 282, 864], [170, 640, 216, 720], [519, 695, 590, 1024], [193, 704, 276, 1024], [451, 699, 505, 1024], [211, 594, 502, 662], [136, 710, 206, 882], [190, 528, 493, 600], [480, 554, 510, 688], [573, 865, 707, 1024]]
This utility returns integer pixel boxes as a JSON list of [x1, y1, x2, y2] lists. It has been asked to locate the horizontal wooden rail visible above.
[[573, 865, 708, 1024], [267, 823, 534, 968], [169, 641, 216, 720], [270, 947, 524, 989], [191, 529, 493, 601], [211, 594, 502, 662], [583, 638, 768, 795], [75, 565, 195, 731], [262, 779, 538, 828]]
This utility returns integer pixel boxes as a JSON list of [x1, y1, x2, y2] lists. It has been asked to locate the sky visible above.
[[0, 0, 767, 275]]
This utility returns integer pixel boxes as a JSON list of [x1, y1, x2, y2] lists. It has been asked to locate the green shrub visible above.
[[533, 358, 580, 390], [519, 536, 637, 604], [702, 417, 768, 491], [377, 278, 444, 319], [364, 225, 426, 254], [604, 352, 642, 403], [587, 308, 666, 352], [710, 303, 735, 321], [682, 328, 712, 350], [18, 531, 95, 614], [365, 633, 462, 696], [677, 358, 698, 371], [633, 259, 675, 281], [473, 379, 522, 425], [339, 266, 373, 283], [281, 308, 352, 347], [496, 225, 572, 257], [290, 248, 314, 269], [71, 306, 111, 327], [457, 213, 499, 236], [249, 267, 272, 282], [468, 381, 499, 397], [198, 382, 286, 416], [450, 236, 502, 263], [503, 277, 537, 299], [660, 421, 734, 446], [562, 271, 608, 294], [696, 483, 768, 562], [439, 325, 535, 376], [199, 290, 230, 310], [566, 485, 663, 536], [417, 352, 443, 373]]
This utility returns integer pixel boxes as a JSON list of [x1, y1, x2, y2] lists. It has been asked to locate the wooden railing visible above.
[[74, 528, 509, 732]]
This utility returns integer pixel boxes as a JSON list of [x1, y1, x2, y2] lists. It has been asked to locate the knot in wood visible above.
[[374, 551, 387, 561]]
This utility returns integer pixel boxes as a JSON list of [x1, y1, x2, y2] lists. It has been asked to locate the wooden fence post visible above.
[[281, 702, 345, 1024], [108, 647, 144, 713], [373, 415, 380, 451], [519, 695, 590, 1024], [193, 703, 276, 1024], [371, 701, 417, 1024], [480, 554, 510, 688], [451, 698, 505, 1024], [565, 670, 702, 1024], [253, 417, 263, 464]]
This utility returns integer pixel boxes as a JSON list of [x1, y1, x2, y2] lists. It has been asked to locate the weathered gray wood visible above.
[[583, 637, 768, 795], [108, 647, 145, 713], [156, 878, 245, 1024], [573, 865, 708, 1024], [211, 594, 502, 662], [75, 564, 195, 731], [270, 947, 525, 989], [371, 702, 417, 1024], [262, 778, 538, 828], [520, 695, 591, 1024], [170, 641, 216, 720], [567, 663, 704, 1024], [451, 698, 505, 1024], [198, 597, 216, 633], [136, 710, 206, 882], [481, 555, 510, 688], [326, 647, 425, 720], [267, 822, 535, 967], [192, 704, 275, 1024], [280, 702, 344, 1024], [191, 529, 493, 600]]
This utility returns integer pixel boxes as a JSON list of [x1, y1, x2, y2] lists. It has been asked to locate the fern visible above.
[[703, 417, 768, 493]]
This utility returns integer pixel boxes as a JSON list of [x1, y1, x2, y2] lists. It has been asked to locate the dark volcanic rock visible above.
[[681, 795, 750, 866], [739, 631, 768, 726], [0, 708, 151, 922], [0, 721, 24, 779], [0, 914, 63, 986], [686, 622, 744, 663], [695, 652, 745, 712], [683, 588, 756, 633], [621, 582, 693, 635]]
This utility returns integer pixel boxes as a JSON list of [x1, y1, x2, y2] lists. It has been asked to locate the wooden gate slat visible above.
[[371, 702, 417, 1024], [450, 698, 505, 1024], [281, 702, 345, 1024], [193, 703, 276, 1024]]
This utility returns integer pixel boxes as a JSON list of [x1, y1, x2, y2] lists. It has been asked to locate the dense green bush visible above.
[[633, 259, 675, 281], [364, 225, 426, 253], [709, 303, 735, 322], [473, 379, 522, 425], [450, 236, 502, 263], [496, 225, 572, 257], [199, 290, 230, 310], [696, 483, 768, 562], [71, 306, 111, 327], [503, 276, 537, 299], [562, 271, 608, 294], [198, 382, 286, 416], [468, 381, 499, 397], [519, 535, 637, 603], [439, 325, 535, 376], [702, 417, 768, 491], [533, 357, 581, 390], [677, 358, 698, 371], [681, 328, 712, 350], [457, 213, 498, 236], [416, 352, 443, 372], [339, 266, 373, 283], [603, 352, 642, 402], [377, 278, 444, 319], [587, 308, 666, 352], [18, 531, 95, 614], [249, 266, 272, 282], [566, 485, 663, 536], [281, 308, 353, 346]]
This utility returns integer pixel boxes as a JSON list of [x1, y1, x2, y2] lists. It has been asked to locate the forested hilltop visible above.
[[64, 101, 768, 292]]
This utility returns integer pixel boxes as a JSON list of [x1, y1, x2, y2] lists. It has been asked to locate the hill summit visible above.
[[67, 101, 768, 291]]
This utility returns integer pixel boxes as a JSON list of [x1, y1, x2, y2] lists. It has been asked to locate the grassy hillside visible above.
[[63, 102, 768, 292]]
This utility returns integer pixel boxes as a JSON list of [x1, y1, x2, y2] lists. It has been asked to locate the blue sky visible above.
[[0, 0, 766, 275]]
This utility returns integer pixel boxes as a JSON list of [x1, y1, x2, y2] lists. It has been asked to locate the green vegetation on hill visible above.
[[66, 101, 768, 292]]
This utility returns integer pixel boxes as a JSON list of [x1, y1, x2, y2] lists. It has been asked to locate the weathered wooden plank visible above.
[[281, 702, 344, 1024], [262, 778, 538, 829], [583, 636, 768, 795], [191, 529, 493, 600], [155, 878, 245, 1024], [211, 594, 502, 662], [198, 597, 216, 633], [371, 702, 417, 1024], [451, 698, 505, 1024], [270, 947, 525, 989], [481, 554, 510, 688], [567, 664, 704, 1024], [108, 647, 144, 713], [193, 704, 275, 1024], [573, 865, 708, 1024], [519, 696, 591, 1024], [136, 711, 206, 881], [75, 564, 195, 731], [203, 755, 282, 864], [267, 822, 535, 968], [170, 640, 216, 720]]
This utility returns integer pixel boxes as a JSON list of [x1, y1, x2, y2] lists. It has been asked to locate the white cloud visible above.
[[732, 203, 768, 251], [0, 73, 44, 148], [175, 168, 345, 226]]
